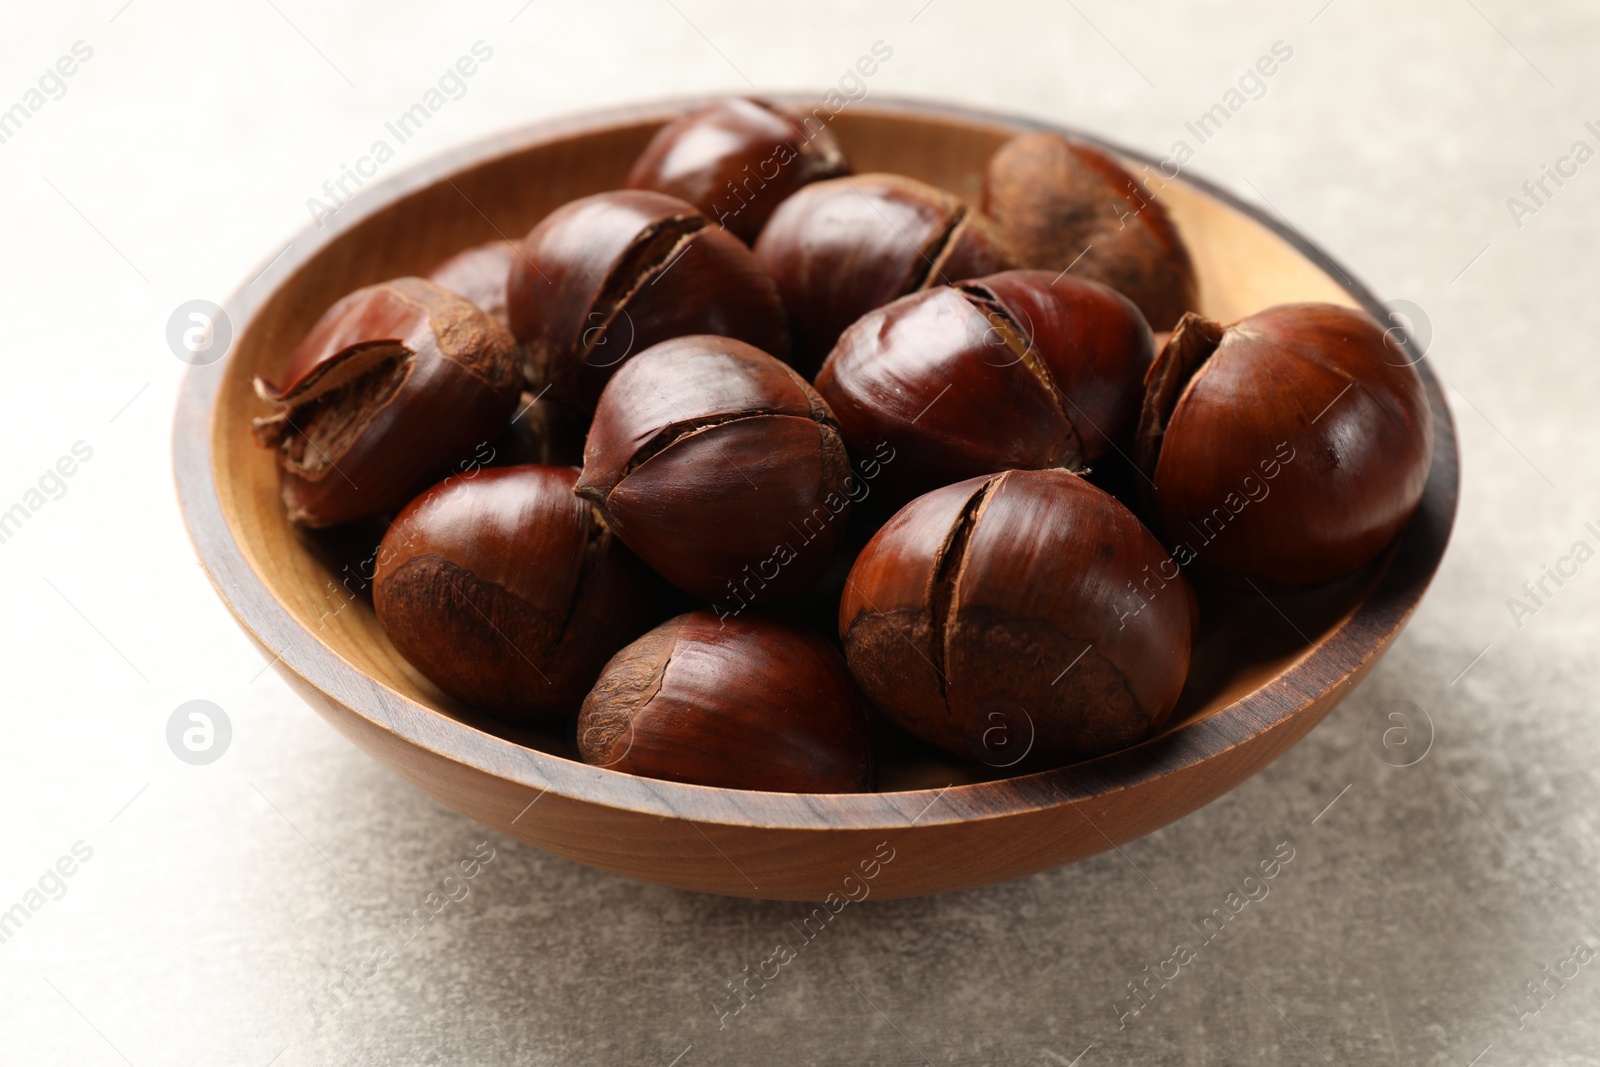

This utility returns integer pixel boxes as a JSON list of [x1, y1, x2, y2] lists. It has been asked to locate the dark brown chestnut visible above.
[[984, 132, 1199, 331], [753, 173, 1016, 374], [506, 190, 790, 412], [372, 465, 661, 721], [1135, 303, 1433, 586], [252, 277, 522, 527], [427, 240, 518, 328], [576, 335, 851, 607], [840, 468, 1193, 767], [577, 611, 873, 792], [624, 97, 851, 244], [815, 269, 1153, 505]]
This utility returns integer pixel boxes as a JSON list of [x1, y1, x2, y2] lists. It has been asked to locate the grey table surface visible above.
[[3, 1, 1598, 1064]]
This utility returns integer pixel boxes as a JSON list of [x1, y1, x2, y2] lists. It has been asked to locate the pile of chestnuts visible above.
[[252, 97, 1434, 795]]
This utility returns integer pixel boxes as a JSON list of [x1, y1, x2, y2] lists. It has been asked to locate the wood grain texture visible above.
[[172, 98, 1459, 900]]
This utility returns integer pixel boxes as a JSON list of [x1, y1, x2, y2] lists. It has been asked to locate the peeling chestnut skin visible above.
[[840, 469, 1193, 767], [252, 277, 522, 527], [625, 98, 851, 244], [815, 269, 1153, 505], [984, 132, 1199, 331], [372, 465, 662, 722], [576, 335, 852, 605], [753, 173, 1016, 374], [577, 611, 873, 793], [506, 190, 790, 413], [1136, 303, 1434, 586], [427, 240, 518, 328]]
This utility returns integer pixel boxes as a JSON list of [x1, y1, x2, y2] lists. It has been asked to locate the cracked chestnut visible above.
[[840, 468, 1193, 767], [251, 277, 522, 527], [624, 97, 851, 244], [815, 268, 1154, 506], [372, 464, 661, 721], [753, 173, 1016, 374], [576, 335, 851, 605], [984, 132, 1198, 331], [1135, 303, 1433, 585], [506, 190, 789, 412], [577, 611, 873, 792]]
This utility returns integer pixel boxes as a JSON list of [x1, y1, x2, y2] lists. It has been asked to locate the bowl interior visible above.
[[213, 102, 1389, 795]]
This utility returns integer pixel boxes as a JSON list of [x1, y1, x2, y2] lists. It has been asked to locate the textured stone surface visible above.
[[2, 2, 1597, 1064]]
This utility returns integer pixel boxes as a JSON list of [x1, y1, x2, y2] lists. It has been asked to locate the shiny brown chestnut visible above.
[[840, 468, 1193, 767], [576, 335, 851, 607], [252, 277, 522, 527], [427, 240, 518, 328], [577, 611, 873, 792], [753, 173, 1016, 374], [372, 465, 661, 721], [624, 97, 851, 244], [984, 132, 1199, 331], [1135, 303, 1434, 586], [815, 269, 1153, 505], [506, 190, 789, 413]]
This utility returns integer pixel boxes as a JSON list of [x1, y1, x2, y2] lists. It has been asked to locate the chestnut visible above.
[[815, 268, 1153, 505], [576, 335, 851, 606], [840, 468, 1193, 767], [252, 277, 522, 527], [372, 465, 660, 721], [624, 97, 851, 244], [984, 132, 1198, 331], [506, 190, 790, 412], [427, 239, 518, 328], [1134, 303, 1434, 586], [577, 611, 873, 792], [753, 173, 1016, 374]]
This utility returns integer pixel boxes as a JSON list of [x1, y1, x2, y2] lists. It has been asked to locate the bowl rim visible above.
[[173, 94, 1459, 832]]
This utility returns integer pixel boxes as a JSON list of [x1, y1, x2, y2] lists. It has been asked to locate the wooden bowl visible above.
[[174, 98, 1458, 900]]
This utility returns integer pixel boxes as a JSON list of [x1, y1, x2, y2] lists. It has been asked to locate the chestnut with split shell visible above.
[[1134, 302, 1434, 586], [372, 465, 661, 722], [840, 468, 1193, 768], [624, 97, 851, 244], [251, 277, 522, 527], [576, 611, 874, 793], [815, 268, 1154, 505], [506, 190, 790, 413], [576, 335, 851, 606], [753, 173, 1016, 374]]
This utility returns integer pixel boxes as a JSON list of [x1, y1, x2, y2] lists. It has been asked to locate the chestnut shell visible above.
[[576, 611, 873, 793], [840, 468, 1193, 767]]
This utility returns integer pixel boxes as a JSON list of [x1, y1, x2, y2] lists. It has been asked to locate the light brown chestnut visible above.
[[506, 190, 789, 412], [753, 173, 1016, 374], [984, 132, 1199, 331], [1135, 303, 1433, 585], [840, 468, 1193, 767], [815, 269, 1153, 505], [576, 335, 851, 606], [252, 277, 522, 527], [577, 611, 873, 792], [373, 465, 661, 721], [624, 97, 851, 244]]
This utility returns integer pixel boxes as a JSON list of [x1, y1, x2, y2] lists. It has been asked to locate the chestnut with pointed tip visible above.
[[984, 132, 1198, 331], [814, 269, 1153, 506], [372, 465, 662, 721], [624, 97, 851, 244], [576, 335, 852, 606], [840, 468, 1193, 767], [251, 277, 522, 527], [1135, 303, 1433, 585], [427, 240, 519, 328], [506, 190, 790, 412], [577, 611, 873, 792], [753, 173, 1016, 374]]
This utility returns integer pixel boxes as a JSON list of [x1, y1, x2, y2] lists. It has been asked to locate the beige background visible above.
[[1, 1, 1597, 1064]]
